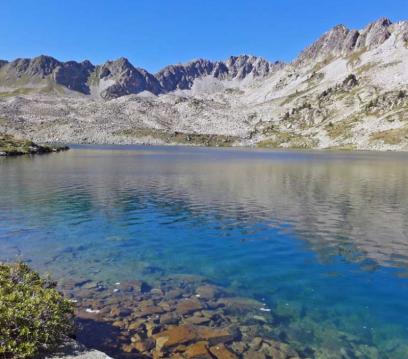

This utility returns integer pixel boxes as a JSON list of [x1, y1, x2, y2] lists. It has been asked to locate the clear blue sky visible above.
[[1, 0, 407, 72]]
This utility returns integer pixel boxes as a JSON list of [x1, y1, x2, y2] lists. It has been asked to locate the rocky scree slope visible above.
[[1, 17, 408, 150]]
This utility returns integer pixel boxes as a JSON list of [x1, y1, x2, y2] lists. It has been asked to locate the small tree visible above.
[[0, 263, 74, 358]]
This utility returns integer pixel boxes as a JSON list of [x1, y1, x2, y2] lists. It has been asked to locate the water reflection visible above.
[[1, 146, 408, 356]]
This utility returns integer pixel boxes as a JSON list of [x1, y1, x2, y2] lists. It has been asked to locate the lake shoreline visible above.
[[0, 133, 69, 157]]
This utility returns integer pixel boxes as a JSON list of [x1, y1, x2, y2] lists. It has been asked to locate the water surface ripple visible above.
[[1, 145, 408, 357]]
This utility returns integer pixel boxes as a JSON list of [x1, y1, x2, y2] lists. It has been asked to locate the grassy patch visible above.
[[325, 144, 357, 151], [312, 55, 335, 72], [0, 262, 74, 358], [87, 68, 100, 87], [0, 133, 68, 156], [279, 88, 310, 106], [346, 48, 367, 67], [325, 118, 358, 140], [0, 88, 35, 97], [355, 62, 378, 76], [116, 128, 239, 147], [257, 130, 317, 149], [369, 127, 408, 145]]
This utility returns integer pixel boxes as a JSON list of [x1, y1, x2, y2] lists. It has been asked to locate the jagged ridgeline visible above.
[[0, 17, 408, 150], [0, 55, 282, 99]]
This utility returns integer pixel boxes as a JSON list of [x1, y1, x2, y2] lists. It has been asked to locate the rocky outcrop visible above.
[[54, 60, 95, 94], [296, 17, 393, 64], [96, 57, 162, 99], [45, 340, 112, 359], [156, 59, 217, 91], [156, 56, 283, 92], [0, 133, 68, 156], [68, 275, 303, 358]]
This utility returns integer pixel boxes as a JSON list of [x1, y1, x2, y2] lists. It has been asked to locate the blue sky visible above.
[[1, 0, 407, 72]]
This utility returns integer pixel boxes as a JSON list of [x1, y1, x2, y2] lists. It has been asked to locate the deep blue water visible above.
[[1, 145, 408, 357]]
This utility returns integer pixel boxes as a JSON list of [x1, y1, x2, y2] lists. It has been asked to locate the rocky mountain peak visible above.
[[155, 55, 282, 92], [155, 59, 217, 92], [356, 17, 392, 49], [225, 55, 284, 79], [296, 18, 394, 65], [7, 55, 61, 78], [296, 24, 352, 64], [97, 57, 162, 99], [53, 59, 95, 94]]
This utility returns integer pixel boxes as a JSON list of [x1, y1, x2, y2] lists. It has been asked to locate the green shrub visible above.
[[0, 263, 74, 358]]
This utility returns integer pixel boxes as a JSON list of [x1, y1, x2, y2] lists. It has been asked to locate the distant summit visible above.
[[0, 54, 282, 99]]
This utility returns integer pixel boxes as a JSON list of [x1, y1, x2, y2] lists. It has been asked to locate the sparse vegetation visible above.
[[346, 48, 367, 67], [325, 118, 357, 140], [0, 263, 74, 358], [256, 130, 317, 149], [116, 128, 239, 147], [0, 133, 68, 156], [325, 144, 357, 151], [355, 62, 378, 76], [369, 127, 408, 145]]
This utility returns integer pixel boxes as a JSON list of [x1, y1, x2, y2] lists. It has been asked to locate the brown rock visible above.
[[146, 321, 161, 336], [166, 289, 184, 299], [209, 344, 238, 359], [159, 301, 172, 312], [121, 344, 135, 353], [128, 320, 145, 331], [153, 325, 197, 350], [170, 354, 185, 359], [112, 320, 126, 329], [230, 341, 247, 354], [133, 338, 155, 352], [153, 325, 236, 351], [243, 351, 267, 359], [173, 344, 187, 353], [131, 333, 143, 342], [218, 297, 262, 315], [151, 288, 164, 296], [119, 280, 150, 293], [176, 299, 203, 315], [184, 316, 211, 325], [197, 326, 237, 346], [184, 342, 212, 359], [200, 310, 217, 320], [262, 339, 299, 358], [135, 305, 165, 317], [110, 306, 131, 317], [160, 312, 179, 325], [249, 337, 263, 351], [196, 285, 222, 301]]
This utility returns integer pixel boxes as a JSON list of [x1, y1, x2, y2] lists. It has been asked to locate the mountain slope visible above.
[[1, 17, 408, 150]]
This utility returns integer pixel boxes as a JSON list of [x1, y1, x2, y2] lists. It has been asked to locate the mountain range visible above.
[[1, 17, 408, 150]]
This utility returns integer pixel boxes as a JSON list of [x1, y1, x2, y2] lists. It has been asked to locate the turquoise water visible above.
[[1, 145, 408, 357]]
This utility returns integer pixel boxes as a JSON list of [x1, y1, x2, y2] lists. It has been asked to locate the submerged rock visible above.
[[69, 276, 302, 358], [209, 344, 239, 359]]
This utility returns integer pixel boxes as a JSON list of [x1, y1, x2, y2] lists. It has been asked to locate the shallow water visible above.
[[1, 145, 408, 357]]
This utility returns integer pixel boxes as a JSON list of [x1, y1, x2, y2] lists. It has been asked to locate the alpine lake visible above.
[[1, 145, 408, 358]]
